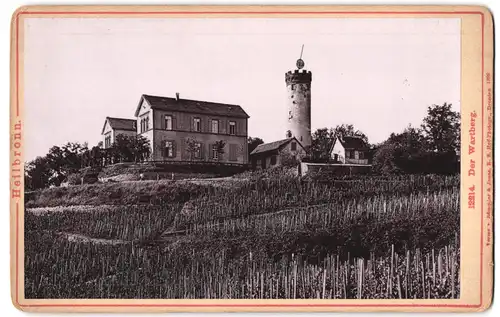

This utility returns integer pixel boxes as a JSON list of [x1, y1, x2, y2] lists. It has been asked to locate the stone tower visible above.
[[285, 65, 312, 148]]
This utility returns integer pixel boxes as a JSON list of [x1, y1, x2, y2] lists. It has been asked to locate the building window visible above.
[[211, 119, 219, 133], [229, 121, 236, 135], [164, 141, 174, 158], [165, 115, 172, 130], [291, 141, 297, 151], [229, 144, 237, 161], [104, 134, 111, 148], [193, 143, 201, 159], [355, 151, 359, 160], [291, 84, 295, 90], [270, 155, 277, 165], [359, 151, 364, 159], [140, 116, 150, 133], [193, 117, 201, 132], [212, 144, 219, 160]]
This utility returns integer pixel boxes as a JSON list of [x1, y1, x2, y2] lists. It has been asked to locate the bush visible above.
[[66, 173, 83, 185], [66, 169, 99, 186], [279, 152, 300, 167]]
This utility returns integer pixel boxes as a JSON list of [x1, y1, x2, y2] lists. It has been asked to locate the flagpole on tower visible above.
[[296, 45, 305, 69]]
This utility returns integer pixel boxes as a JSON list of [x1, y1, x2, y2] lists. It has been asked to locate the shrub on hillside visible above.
[[279, 152, 300, 168], [66, 172, 99, 186]]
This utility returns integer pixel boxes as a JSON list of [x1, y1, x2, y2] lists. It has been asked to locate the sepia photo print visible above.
[[13, 7, 493, 310]]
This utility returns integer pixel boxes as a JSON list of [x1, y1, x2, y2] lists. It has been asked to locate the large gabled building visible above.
[[133, 93, 250, 164]]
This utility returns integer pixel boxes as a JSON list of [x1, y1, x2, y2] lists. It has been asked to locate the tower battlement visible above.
[[285, 69, 312, 85]]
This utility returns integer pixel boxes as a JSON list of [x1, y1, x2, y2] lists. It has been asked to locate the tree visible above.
[[421, 103, 460, 153], [185, 137, 199, 161], [111, 134, 134, 162], [130, 135, 151, 162], [45, 142, 88, 186], [333, 124, 369, 144], [372, 126, 427, 174], [310, 128, 335, 162], [214, 140, 226, 161], [89, 145, 103, 167], [248, 137, 264, 156], [25, 156, 52, 190]]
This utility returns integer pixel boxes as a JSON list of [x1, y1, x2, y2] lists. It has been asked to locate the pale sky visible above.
[[24, 17, 460, 160]]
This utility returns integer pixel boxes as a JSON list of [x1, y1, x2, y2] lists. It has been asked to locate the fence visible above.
[[300, 162, 372, 177]]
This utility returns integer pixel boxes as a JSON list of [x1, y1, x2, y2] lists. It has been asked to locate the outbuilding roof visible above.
[[250, 137, 303, 155], [338, 136, 369, 150]]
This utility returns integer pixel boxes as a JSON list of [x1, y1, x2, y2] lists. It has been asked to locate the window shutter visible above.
[[161, 140, 166, 158], [181, 139, 187, 160], [229, 144, 236, 161], [200, 143, 205, 160], [172, 140, 177, 158]]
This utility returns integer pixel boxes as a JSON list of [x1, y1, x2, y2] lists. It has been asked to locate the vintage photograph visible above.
[[22, 16, 462, 300]]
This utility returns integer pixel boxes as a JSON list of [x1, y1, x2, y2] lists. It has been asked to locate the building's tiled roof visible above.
[[339, 136, 369, 150], [136, 94, 249, 118], [250, 137, 302, 155], [101, 117, 136, 134], [108, 117, 136, 131]]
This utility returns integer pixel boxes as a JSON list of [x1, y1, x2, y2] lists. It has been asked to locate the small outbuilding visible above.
[[330, 136, 370, 165], [250, 137, 306, 169]]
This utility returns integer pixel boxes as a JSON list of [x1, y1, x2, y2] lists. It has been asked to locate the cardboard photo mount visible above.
[[10, 5, 494, 313]]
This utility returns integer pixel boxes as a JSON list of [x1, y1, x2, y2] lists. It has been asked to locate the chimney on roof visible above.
[[175, 92, 180, 101]]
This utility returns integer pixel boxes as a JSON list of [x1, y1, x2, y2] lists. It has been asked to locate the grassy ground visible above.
[[24, 170, 460, 299]]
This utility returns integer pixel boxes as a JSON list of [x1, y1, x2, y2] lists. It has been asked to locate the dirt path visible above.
[[27, 204, 123, 215], [56, 232, 129, 245]]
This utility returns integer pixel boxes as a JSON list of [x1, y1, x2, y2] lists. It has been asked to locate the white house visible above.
[[330, 136, 370, 165]]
